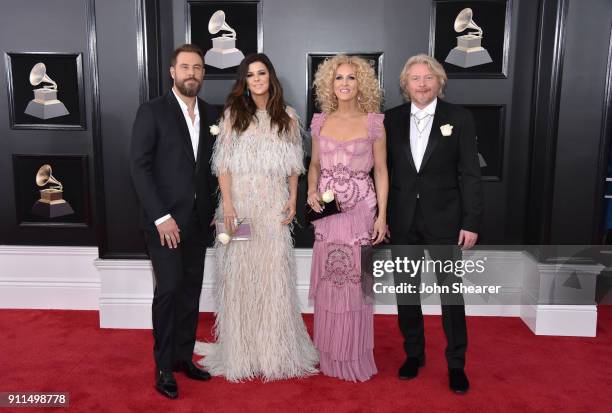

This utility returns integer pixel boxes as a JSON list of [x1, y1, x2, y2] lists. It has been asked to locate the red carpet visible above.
[[1, 309, 611, 412]]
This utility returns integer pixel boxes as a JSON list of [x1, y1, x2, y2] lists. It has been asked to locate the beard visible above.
[[175, 77, 202, 97]]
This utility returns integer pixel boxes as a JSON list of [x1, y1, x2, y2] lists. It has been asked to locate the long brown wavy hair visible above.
[[224, 53, 292, 134]]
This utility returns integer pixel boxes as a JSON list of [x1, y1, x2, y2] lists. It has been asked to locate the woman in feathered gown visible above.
[[307, 55, 388, 382], [195, 53, 318, 382]]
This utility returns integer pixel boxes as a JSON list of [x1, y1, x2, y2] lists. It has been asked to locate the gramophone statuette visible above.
[[445, 8, 493, 68], [31, 164, 74, 218], [204, 10, 245, 69], [24, 63, 70, 120]]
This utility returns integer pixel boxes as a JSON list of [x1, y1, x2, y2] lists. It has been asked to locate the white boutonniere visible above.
[[440, 124, 453, 136], [209, 124, 220, 136]]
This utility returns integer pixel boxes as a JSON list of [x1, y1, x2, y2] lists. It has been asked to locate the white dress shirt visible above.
[[155, 89, 201, 226], [410, 98, 437, 172], [172, 88, 200, 158]]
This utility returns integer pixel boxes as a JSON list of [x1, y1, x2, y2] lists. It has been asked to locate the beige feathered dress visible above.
[[194, 107, 319, 382]]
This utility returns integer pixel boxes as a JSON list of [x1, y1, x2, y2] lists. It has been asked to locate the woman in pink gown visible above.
[[307, 55, 389, 382]]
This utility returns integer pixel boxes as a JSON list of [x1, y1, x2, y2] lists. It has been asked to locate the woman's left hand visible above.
[[371, 216, 387, 245], [281, 200, 296, 225]]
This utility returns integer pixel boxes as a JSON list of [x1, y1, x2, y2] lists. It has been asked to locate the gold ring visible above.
[[165, 234, 170, 238]]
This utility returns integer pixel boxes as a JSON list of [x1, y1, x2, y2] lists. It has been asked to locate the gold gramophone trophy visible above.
[[24, 63, 70, 119], [31, 164, 74, 218], [445, 8, 493, 68], [204, 10, 245, 69]]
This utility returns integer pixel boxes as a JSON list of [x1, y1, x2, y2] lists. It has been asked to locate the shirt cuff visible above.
[[154, 214, 172, 226]]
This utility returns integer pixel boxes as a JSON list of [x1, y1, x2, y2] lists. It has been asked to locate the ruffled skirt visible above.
[[309, 201, 377, 382]]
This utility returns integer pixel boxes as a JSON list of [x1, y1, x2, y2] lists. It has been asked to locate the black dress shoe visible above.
[[174, 361, 212, 381], [449, 368, 469, 394], [398, 357, 425, 380], [155, 370, 178, 399]]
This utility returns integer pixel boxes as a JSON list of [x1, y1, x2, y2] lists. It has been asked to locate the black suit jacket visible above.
[[130, 91, 219, 241], [384, 99, 483, 239]]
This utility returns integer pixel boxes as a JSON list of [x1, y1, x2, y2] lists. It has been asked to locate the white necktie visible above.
[[413, 111, 431, 134]]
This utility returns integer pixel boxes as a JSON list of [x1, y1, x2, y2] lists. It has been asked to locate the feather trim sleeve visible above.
[[212, 107, 305, 177], [284, 106, 306, 176], [211, 110, 234, 176]]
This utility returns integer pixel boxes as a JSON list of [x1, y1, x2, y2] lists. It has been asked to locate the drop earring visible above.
[[245, 89, 250, 97]]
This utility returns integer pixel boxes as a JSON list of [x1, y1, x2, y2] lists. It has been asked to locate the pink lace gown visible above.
[[309, 112, 384, 382]]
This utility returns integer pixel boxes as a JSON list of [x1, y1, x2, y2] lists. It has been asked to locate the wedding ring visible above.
[[165, 234, 170, 239]]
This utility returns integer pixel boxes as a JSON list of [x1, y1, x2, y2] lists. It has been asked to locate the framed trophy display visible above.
[[187, 0, 262, 79], [4, 52, 86, 129], [12, 154, 91, 227], [429, 0, 512, 78], [306, 52, 384, 127]]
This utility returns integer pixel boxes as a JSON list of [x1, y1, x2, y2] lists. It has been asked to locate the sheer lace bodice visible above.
[[310, 113, 384, 211]]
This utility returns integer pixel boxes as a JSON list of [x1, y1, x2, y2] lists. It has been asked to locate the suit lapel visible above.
[[400, 104, 417, 172], [420, 99, 447, 171], [195, 99, 208, 172], [167, 91, 196, 164]]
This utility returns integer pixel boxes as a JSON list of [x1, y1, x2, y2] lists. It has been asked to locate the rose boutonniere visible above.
[[209, 124, 220, 136], [217, 232, 231, 245], [321, 189, 335, 204], [440, 124, 453, 136], [217, 218, 246, 245], [306, 189, 341, 224]]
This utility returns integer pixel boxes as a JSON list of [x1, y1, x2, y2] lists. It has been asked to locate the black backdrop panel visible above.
[[294, 161, 315, 248], [305, 52, 383, 127], [463, 104, 505, 181], [0, 0, 97, 247]]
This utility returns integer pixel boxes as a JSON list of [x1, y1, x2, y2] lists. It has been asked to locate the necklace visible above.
[[411, 112, 433, 138]]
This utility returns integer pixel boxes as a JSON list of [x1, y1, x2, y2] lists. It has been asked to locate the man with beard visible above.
[[130, 44, 219, 399]]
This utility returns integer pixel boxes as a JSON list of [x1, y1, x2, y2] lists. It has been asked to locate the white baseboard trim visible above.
[[0, 246, 99, 309], [520, 304, 598, 337], [0, 246, 601, 337], [96, 248, 526, 328], [518, 261, 602, 337]]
